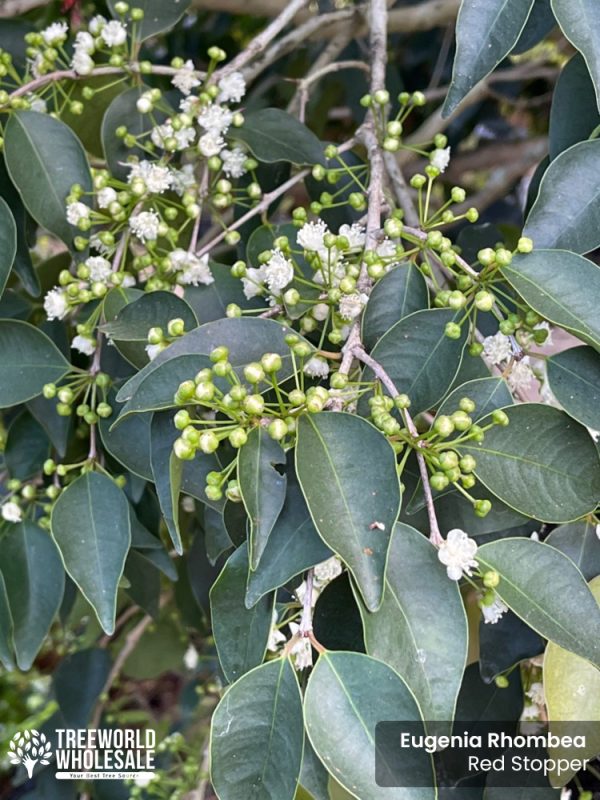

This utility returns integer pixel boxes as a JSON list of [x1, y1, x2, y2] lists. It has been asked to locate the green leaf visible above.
[[457, 403, 600, 522], [150, 412, 183, 555], [549, 54, 600, 160], [125, 549, 162, 617], [4, 110, 92, 245], [504, 250, 600, 347], [101, 87, 158, 180], [361, 264, 429, 350], [295, 412, 401, 612], [53, 648, 112, 727], [543, 577, 600, 786], [512, 0, 556, 54], [299, 740, 330, 800], [304, 652, 435, 799], [0, 154, 39, 298], [108, 0, 191, 40], [4, 411, 50, 480], [184, 259, 264, 323], [51, 472, 131, 635], [524, 140, 600, 253], [546, 346, 600, 429], [245, 472, 332, 608], [210, 545, 274, 683], [435, 377, 513, 434], [28, 392, 71, 458], [357, 524, 467, 734], [0, 572, 14, 670], [210, 658, 304, 800], [479, 610, 544, 683], [477, 537, 600, 668], [0, 320, 70, 408], [358, 309, 467, 416], [233, 108, 325, 166], [551, 0, 600, 112], [546, 521, 600, 580], [102, 290, 198, 341], [313, 574, 365, 653], [238, 427, 287, 571], [443, 0, 535, 117], [0, 195, 16, 300], [116, 317, 312, 404], [98, 390, 152, 480], [0, 522, 64, 670]]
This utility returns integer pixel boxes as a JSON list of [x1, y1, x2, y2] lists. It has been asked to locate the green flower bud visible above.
[[495, 675, 509, 688], [448, 290, 467, 310], [43, 383, 57, 399], [434, 415, 455, 437], [244, 363, 265, 384], [474, 290, 494, 312], [210, 345, 229, 363], [96, 402, 112, 419], [174, 438, 195, 460], [430, 473, 449, 491], [244, 394, 265, 415], [205, 485, 223, 501], [174, 410, 191, 430], [226, 303, 242, 318], [195, 382, 215, 402], [199, 431, 219, 454], [451, 410, 472, 431], [459, 455, 476, 473], [459, 397, 476, 413], [147, 326, 164, 345], [373, 89, 390, 105], [469, 342, 484, 357], [330, 373, 347, 390], [445, 322, 462, 340], [451, 186, 466, 203], [517, 236, 533, 253], [393, 393, 410, 410], [167, 318, 185, 337], [213, 360, 232, 377], [58, 387, 74, 405], [492, 409, 509, 426], [474, 498, 492, 517], [261, 352, 282, 373], [439, 451, 459, 470], [229, 428, 248, 448], [483, 570, 500, 589], [268, 419, 288, 440], [43, 458, 56, 475], [465, 208, 479, 223]]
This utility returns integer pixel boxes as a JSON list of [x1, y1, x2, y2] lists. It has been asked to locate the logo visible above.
[[8, 730, 53, 779]]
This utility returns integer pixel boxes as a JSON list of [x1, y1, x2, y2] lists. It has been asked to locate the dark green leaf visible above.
[[295, 412, 401, 612], [304, 652, 435, 799], [457, 403, 600, 522], [358, 524, 467, 733], [0, 320, 70, 408], [313, 573, 365, 653], [204, 506, 234, 565], [150, 412, 183, 554], [512, 0, 555, 54], [0, 572, 14, 670], [28, 392, 71, 458], [184, 259, 264, 323], [524, 140, 600, 253], [546, 346, 600, 429], [53, 648, 111, 727], [549, 54, 600, 159], [551, 0, 600, 112], [545, 521, 600, 580], [51, 472, 131, 635], [210, 658, 304, 800], [436, 377, 513, 432], [238, 427, 287, 570], [233, 108, 325, 166], [101, 87, 156, 180], [124, 549, 161, 617], [358, 309, 467, 416], [210, 545, 273, 683], [0, 522, 64, 670], [361, 264, 429, 350], [98, 390, 153, 479], [299, 740, 330, 800], [108, 0, 191, 40], [102, 291, 198, 341], [477, 537, 600, 668], [4, 412, 50, 480], [479, 610, 544, 683], [4, 110, 92, 245], [443, 0, 535, 116], [0, 195, 16, 300]]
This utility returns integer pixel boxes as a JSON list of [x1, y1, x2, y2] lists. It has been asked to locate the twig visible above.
[[299, 568, 314, 635], [291, 59, 369, 121]]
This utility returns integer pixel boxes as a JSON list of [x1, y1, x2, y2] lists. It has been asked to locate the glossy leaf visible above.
[[359, 309, 467, 416], [0, 155, 39, 297], [210, 545, 273, 683], [358, 524, 467, 733], [102, 291, 198, 342], [361, 264, 429, 350], [101, 87, 156, 180], [233, 109, 325, 166], [545, 521, 600, 580], [295, 412, 401, 611], [313, 574, 365, 653], [435, 377, 513, 431], [457, 403, 600, 522], [0, 195, 16, 300], [245, 473, 332, 608], [51, 472, 131, 635], [98, 390, 153, 480], [0, 320, 70, 408], [549, 54, 600, 159], [4, 412, 50, 480], [551, 0, 600, 112], [477, 538, 600, 668], [4, 110, 92, 244], [304, 652, 435, 799], [443, 0, 535, 116], [150, 412, 183, 555], [512, 0, 555, 54], [125, 550, 161, 617], [0, 522, 64, 670], [53, 648, 112, 727], [524, 140, 600, 253], [546, 346, 600, 429], [210, 658, 304, 800], [108, 0, 191, 39], [0, 572, 14, 670], [184, 259, 263, 323], [479, 610, 544, 683], [238, 427, 287, 570]]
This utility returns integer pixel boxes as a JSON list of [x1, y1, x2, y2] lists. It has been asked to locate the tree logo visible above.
[[8, 730, 53, 778]]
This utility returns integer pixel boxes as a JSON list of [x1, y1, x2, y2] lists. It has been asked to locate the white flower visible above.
[[264, 249, 294, 294], [172, 59, 201, 95], [71, 51, 94, 75], [66, 201, 90, 226], [314, 556, 342, 587], [338, 223, 365, 249], [90, 235, 111, 255], [526, 682, 545, 707], [1, 501, 22, 523], [42, 21, 68, 45], [218, 71, 246, 103], [44, 288, 68, 320], [197, 104, 233, 136], [521, 703, 542, 722], [100, 20, 127, 47], [220, 147, 247, 179], [507, 358, 534, 392], [589, 428, 600, 443], [151, 122, 173, 149], [267, 611, 287, 653], [129, 210, 160, 242], [438, 529, 478, 581], [198, 132, 225, 157], [134, 774, 156, 788], [71, 334, 96, 356], [297, 220, 328, 252], [121, 274, 136, 288], [430, 146, 451, 173], [304, 356, 330, 379], [480, 594, 508, 624], [145, 343, 164, 361], [74, 31, 95, 54], [97, 187, 117, 208], [85, 256, 111, 282], [29, 53, 45, 79], [338, 292, 368, 321], [179, 95, 199, 116], [170, 249, 214, 286], [27, 94, 47, 114], [483, 331, 512, 365], [242, 266, 266, 299], [288, 623, 313, 671], [560, 790, 572, 800], [88, 15, 107, 35], [128, 161, 173, 195], [171, 164, 197, 195], [377, 238, 397, 258], [530, 530, 540, 541], [312, 303, 330, 322], [183, 645, 199, 670]]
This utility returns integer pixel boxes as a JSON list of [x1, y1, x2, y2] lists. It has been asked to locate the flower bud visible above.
[[261, 353, 282, 373], [483, 570, 500, 589], [229, 428, 248, 448]]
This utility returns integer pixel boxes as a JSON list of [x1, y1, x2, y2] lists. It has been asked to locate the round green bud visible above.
[[517, 236, 533, 254], [174, 410, 191, 430], [439, 451, 459, 470], [261, 352, 282, 373], [43, 383, 57, 399], [195, 382, 215, 403], [495, 248, 512, 267], [167, 318, 185, 338], [474, 498, 492, 518], [450, 186, 466, 203], [210, 345, 229, 363], [459, 397, 476, 413], [465, 208, 479, 223], [213, 360, 231, 377], [229, 428, 248, 448], [469, 342, 484, 357], [174, 438, 195, 460], [147, 326, 164, 345], [288, 389, 305, 406], [451, 410, 472, 431], [96, 402, 112, 419], [306, 396, 324, 413], [474, 290, 494, 312], [499, 319, 515, 336], [268, 419, 288, 440], [43, 458, 56, 475], [477, 248, 495, 267], [495, 675, 509, 689], [448, 290, 467, 310], [459, 455, 477, 473], [244, 394, 265, 415], [226, 303, 242, 318], [483, 570, 500, 589], [430, 473, 449, 491], [445, 322, 462, 340], [205, 485, 223, 501], [492, 409, 509, 427], [373, 89, 390, 105], [57, 387, 74, 405], [199, 431, 219, 454], [329, 372, 347, 390], [461, 474, 476, 489], [387, 120, 403, 137], [244, 363, 265, 384], [410, 174, 426, 189], [359, 93, 372, 107], [434, 415, 455, 437], [411, 91, 426, 106]]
